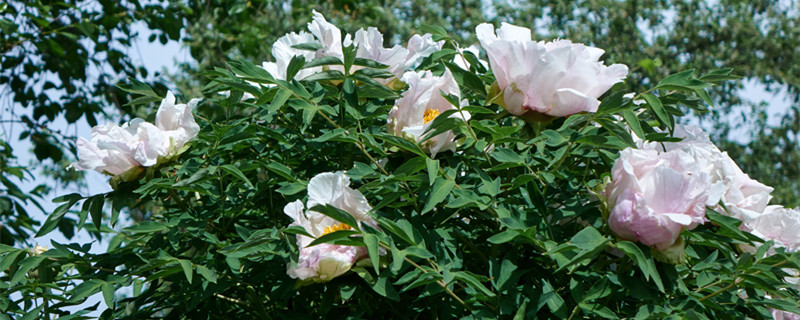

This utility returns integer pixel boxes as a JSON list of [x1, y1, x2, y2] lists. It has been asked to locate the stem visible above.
[[697, 259, 789, 302], [380, 242, 472, 310]]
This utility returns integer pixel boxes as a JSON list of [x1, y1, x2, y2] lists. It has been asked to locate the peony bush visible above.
[[2, 12, 799, 319]]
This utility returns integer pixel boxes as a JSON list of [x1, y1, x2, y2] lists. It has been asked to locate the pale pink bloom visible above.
[[71, 92, 200, 177], [387, 70, 470, 158], [348, 27, 409, 82], [745, 206, 800, 253], [772, 309, 800, 320], [606, 148, 711, 250], [285, 172, 378, 282], [155, 91, 201, 154], [476, 23, 628, 117], [404, 33, 444, 71], [307, 12, 442, 84], [308, 10, 343, 61], [261, 31, 321, 81], [638, 125, 773, 227]]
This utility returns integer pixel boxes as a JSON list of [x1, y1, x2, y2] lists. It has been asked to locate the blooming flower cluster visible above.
[[70, 92, 200, 180], [259, 11, 441, 86], [283, 171, 379, 282], [607, 124, 799, 261], [388, 69, 470, 158], [67, 16, 800, 317]]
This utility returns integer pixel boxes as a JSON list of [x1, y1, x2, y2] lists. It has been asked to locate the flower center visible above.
[[423, 107, 440, 124], [322, 223, 352, 236]]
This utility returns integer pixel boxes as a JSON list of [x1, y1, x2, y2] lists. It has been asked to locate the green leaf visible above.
[[101, 282, 115, 308], [69, 279, 104, 302], [178, 260, 193, 284], [283, 225, 313, 238], [487, 230, 520, 244], [19, 305, 43, 320], [422, 177, 455, 214], [0, 249, 24, 272], [596, 117, 636, 147], [595, 91, 630, 115], [124, 221, 167, 234], [88, 194, 104, 231], [616, 241, 665, 292], [491, 147, 525, 164], [36, 195, 82, 237], [220, 164, 254, 188], [376, 134, 428, 158], [425, 158, 439, 186], [285, 55, 306, 80], [309, 204, 360, 231], [641, 93, 672, 129], [302, 70, 344, 82], [197, 265, 218, 283], [622, 110, 646, 139], [454, 271, 495, 297], [353, 57, 389, 69], [292, 42, 322, 51], [307, 230, 360, 247], [445, 62, 486, 96], [569, 227, 607, 251], [655, 69, 694, 88], [363, 233, 381, 275]]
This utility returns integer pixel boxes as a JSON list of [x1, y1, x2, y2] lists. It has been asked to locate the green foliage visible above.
[[3, 26, 799, 318]]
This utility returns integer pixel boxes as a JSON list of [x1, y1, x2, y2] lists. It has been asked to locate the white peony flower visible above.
[[745, 205, 800, 253], [476, 23, 628, 117], [261, 31, 321, 81], [285, 172, 378, 282], [308, 10, 344, 61], [306, 12, 443, 85], [155, 91, 201, 154], [387, 69, 470, 158], [70, 92, 200, 178], [348, 27, 410, 83], [404, 33, 444, 72]]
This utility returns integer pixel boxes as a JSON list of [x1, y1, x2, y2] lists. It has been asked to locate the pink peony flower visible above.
[[638, 125, 773, 228], [475, 23, 628, 117], [285, 172, 378, 282], [387, 69, 470, 158], [606, 148, 712, 250]]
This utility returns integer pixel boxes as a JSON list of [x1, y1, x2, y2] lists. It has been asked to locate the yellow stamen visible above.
[[322, 223, 352, 236], [423, 107, 440, 124]]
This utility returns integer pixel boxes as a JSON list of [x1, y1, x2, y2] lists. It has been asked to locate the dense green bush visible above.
[[2, 13, 799, 319]]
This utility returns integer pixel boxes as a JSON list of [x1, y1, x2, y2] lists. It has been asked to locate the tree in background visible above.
[[0, 0, 188, 244]]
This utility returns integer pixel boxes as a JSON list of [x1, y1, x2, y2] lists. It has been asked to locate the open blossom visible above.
[[404, 33, 444, 71], [261, 31, 321, 81], [308, 11, 344, 61], [285, 172, 378, 282], [476, 23, 628, 117], [387, 69, 470, 158], [606, 148, 712, 250], [638, 125, 772, 227], [307, 11, 440, 84], [744, 206, 800, 253], [70, 92, 200, 178]]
